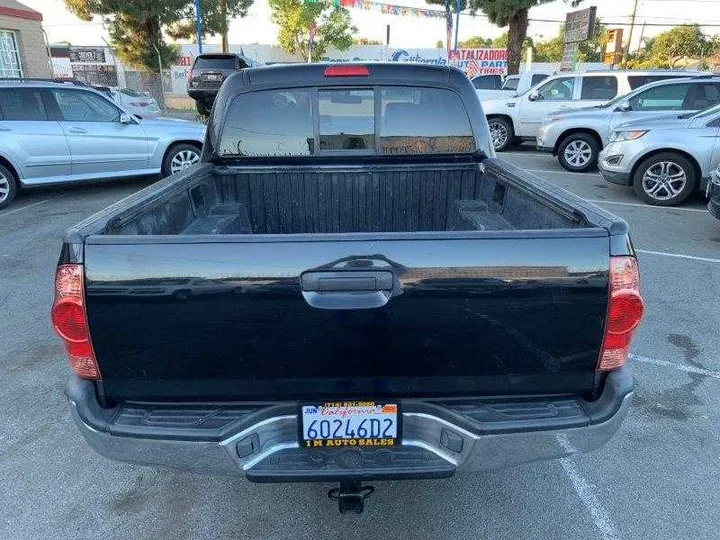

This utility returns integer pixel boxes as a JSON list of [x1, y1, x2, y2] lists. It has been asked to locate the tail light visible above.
[[324, 65, 369, 77], [51, 264, 101, 380], [597, 256, 644, 371], [187, 71, 193, 87]]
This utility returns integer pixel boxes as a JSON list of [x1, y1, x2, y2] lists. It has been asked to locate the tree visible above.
[[640, 25, 718, 68], [65, 1, 255, 72], [533, 35, 563, 62], [491, 31, 532, 50], [459, 36, 492, 48], [533, 19, 607, 63], [269, 0, 356, 61], [166, 0, 255, 47], [469, 0, 583, 74]]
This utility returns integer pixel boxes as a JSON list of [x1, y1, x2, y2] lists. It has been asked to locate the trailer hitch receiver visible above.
[[328, 480, 375, 514]]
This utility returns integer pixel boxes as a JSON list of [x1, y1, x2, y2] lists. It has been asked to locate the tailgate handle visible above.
[[301, 271, 393, 310]]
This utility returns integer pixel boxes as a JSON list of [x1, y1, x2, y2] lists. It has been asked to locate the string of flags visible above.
[[337, 0, 447, 19], [303, 0, 448, 20]]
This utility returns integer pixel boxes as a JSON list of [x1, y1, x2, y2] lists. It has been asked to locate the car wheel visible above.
[[558, 133, 600, 172], [632, 152, 697, 206], [162, 144, 201, 177], [487, 117, 514, 152], [0, 164, 18, 210], [195, 101, 210, 116]]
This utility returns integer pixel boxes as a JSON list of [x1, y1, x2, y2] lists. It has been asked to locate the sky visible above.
[[24, 0, 720, 52]]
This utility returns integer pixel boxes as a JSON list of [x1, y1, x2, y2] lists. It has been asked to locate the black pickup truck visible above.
[[53, 63, 643, 514]]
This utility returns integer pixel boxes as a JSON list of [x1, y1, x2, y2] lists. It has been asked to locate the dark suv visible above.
[[187, 53, 253, 115]]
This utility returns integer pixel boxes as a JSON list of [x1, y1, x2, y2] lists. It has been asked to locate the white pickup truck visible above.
[[474, 70, 552, 101]]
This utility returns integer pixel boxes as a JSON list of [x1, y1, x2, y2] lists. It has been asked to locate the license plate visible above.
[[300, 401, 399, 448], [205, 73, 222, 81]]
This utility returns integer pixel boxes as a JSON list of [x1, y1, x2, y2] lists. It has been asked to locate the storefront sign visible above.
[[69, 48, 106, 63], [449, 48, 507, 75], [564, 6, 597, 43]]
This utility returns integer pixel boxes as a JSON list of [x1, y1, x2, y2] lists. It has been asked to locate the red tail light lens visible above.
[[597, 256, 644, 371], [51, 264, 101, 380], [324, 65, 369, 77]]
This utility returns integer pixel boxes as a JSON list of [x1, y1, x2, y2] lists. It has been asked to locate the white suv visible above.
[[482, 70, 699, 151]]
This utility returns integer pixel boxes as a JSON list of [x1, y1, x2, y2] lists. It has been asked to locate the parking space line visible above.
[[556, 435, 621, 540], [524, 168, 601, 177], [502, 152, 550, 158], [636, 249, 720, 264], [0, 198, 51, 217], [630, 354, 720, 379], [585, 199, 708, 213]]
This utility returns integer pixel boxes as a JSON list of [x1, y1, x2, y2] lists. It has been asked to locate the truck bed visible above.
[[90, 160, 588, 236]]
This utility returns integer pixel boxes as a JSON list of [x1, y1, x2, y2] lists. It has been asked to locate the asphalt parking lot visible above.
[[1, 149, 718, 540]]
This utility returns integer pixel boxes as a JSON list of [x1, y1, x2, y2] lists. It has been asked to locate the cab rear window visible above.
[[218, 86, 475, 157]]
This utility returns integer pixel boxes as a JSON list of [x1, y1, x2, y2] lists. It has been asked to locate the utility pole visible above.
[[621, 0, 639, 66], [221, 0, 229, 53], [453, 0, 460, 51], [194, 0, 203, 54], [637, 21, 646, 54]]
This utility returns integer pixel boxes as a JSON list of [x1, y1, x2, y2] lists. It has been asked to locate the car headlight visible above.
[[609, 130, 648, 142], [542, 116, 564, 126]]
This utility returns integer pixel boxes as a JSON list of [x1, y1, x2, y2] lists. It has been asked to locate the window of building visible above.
[[0, 30, 23, 78]]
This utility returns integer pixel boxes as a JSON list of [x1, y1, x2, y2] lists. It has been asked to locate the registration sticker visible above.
[[299, 401, 400, 448]]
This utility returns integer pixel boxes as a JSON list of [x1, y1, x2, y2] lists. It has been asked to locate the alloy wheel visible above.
[[563, 140, 593, 168], [0, 172, 9, 204], [170, 149, 201, 174], [488, 121, 508, 150], [641, 161, 687, 201]]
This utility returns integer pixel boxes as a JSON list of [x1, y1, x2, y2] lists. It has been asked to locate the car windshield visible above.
[[592, 91, 634, 109]]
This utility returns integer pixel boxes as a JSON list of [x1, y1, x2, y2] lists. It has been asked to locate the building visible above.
[[50, 43, 122, 86], [0, 0, 51, 78]]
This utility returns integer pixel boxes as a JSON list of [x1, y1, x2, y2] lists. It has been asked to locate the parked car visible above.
[[483, 70, 700, 151], [470, 74, 503, 90], [91, 85, 162, 118], [187, 53, 256, 116], [475, 70, 552, 101], [0, 80, 205, 209], [707, 161, 720, 222], [598, 103, 720, 205], [538, 75, 720, 172], [55, 63, 642, 514]]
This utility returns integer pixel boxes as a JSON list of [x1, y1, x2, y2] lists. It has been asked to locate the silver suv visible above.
[[598, 103, 720, 206], [537, 75, 720, 172], [0, 80, 206, 209]]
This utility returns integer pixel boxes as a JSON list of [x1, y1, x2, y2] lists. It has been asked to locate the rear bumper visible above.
[[66, 369, 633, 481], [187, 89, 218, 103]]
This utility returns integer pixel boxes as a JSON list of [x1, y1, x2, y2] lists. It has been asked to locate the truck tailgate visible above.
[[84, 231, 610, 401]]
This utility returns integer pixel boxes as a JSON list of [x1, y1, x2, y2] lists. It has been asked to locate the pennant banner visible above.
[[339, 0, 446, 19]]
